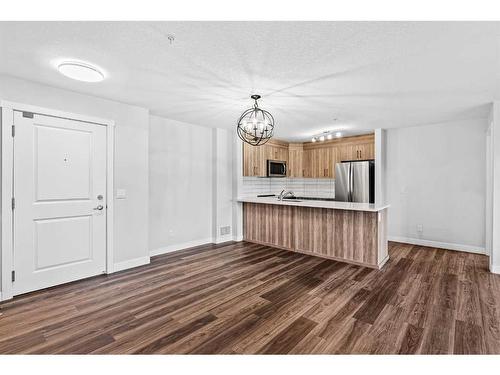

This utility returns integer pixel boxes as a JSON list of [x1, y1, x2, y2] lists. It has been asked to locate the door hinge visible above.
[[22, 111, 34, 118], [11, 270, 15, 282], [11, 197, 15, 210], [11, 125, 15, 137]]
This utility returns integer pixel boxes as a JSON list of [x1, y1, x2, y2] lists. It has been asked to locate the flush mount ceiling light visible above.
[[237, 95, 275, 146], [57, 61, 105, 82]]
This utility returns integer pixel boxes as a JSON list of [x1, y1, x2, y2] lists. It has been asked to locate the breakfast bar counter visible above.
[[238, 196, 389, 269]]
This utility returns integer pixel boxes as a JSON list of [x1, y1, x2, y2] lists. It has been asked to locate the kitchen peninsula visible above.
[[238, 197, 389, 269]]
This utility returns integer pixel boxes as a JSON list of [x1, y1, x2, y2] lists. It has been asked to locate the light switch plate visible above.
[[116, 189, 127, 199]]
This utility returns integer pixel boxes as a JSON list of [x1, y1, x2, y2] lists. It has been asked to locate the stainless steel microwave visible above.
[[267, 160, 287, 177]]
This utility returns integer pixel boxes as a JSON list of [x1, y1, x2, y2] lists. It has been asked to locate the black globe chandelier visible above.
[[237, 94, 275, 146]]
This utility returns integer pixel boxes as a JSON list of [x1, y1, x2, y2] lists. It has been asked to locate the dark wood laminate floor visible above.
[[1, 241, 499, 354]]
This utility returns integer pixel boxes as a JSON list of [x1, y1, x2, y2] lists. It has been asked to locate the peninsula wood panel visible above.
[[243, 202, 381, 268]]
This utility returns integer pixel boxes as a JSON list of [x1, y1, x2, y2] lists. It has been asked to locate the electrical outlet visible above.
[[220, 226, 231, 236], [416, 224, 423, 233]]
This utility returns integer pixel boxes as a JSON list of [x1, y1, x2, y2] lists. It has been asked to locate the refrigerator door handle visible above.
[[348, 163, 353, 202]]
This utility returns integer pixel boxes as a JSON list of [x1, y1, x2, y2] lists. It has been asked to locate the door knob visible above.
[[93, 205, 104, 211]]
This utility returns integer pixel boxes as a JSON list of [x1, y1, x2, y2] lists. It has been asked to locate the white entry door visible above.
[[13, 111, 107, 295]]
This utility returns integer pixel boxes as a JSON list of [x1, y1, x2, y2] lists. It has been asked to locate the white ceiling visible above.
[[0, 21, 499, 141]]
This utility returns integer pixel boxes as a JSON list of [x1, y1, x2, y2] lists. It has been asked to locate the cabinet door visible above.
[[340, 144, 355, 161], [279, 147, 288, 163], [355, 143, 374, 160], [242, 143, 254, 176], [302, 149, 312, 177], [243, 142, 266, 176], [318, 148, 331, 178], [288, 147, 303, 177], [330, 147, 339, 178], [271, 145, 280, 160], [362, 143, 374, 160]]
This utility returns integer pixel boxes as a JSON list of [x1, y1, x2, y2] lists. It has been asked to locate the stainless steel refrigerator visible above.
[[335, 160, 375, 203]]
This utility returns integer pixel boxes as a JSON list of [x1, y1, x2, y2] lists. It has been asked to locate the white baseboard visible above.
[[0, 292, 3, 302], [490, 264, 500, 274], [388, 236, 486, 255], [150, 237, 214, 257], [214, 234, 235, 244], [150, 236, 244, 257], [113, 256, 150, 273]]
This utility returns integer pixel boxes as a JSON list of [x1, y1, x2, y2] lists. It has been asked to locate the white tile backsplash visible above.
[[241, 177, 335, 198]]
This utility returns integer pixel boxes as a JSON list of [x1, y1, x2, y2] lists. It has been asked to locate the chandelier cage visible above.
[[237, 95, 275, 146]]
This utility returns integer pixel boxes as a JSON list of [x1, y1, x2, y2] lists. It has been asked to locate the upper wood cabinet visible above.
[[302, 146, 338, 178], [339, 141, 374, 161], [266, 142, 288, 163], [242, 142, 265, 176], [288, 143, 303, 178], [242, 134, 374, 177], [242, 139, 289, 177]]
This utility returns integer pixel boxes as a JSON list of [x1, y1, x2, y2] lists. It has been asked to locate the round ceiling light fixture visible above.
[[237, 94, 275, 146], [57, 61, 105, 82]]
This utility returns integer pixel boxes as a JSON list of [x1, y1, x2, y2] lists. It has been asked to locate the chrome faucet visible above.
[[278, 190, 295, 201]]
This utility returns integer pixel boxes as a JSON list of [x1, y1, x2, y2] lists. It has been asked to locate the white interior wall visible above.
[[490, 101, 500, 273], [375, 129, 387, 205], [386, 118, 488, 253], [149, 115, 213, 254], [0, 75, 150, 280], [212, 128, 234, 243], [232, 136, 244, 241], [149, 116, 234, 255]]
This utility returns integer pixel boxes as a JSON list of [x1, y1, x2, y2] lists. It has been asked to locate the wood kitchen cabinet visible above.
[[288, 143, 303, 177], [243, 134, 374, 177], [243, 142, 265, 176], [243, 139, 289, 177], [303, 147, 338, 178], [339, 140, 375, 161], [265, 142, 289, 168]]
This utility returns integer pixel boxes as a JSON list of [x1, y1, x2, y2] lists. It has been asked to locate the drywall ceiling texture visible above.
[[0, 75, 150, 268], [386, 118, 488, 252], [1, 21, 499, 142]]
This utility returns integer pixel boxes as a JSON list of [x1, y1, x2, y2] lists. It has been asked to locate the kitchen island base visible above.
[[243, 202, 388, 269]]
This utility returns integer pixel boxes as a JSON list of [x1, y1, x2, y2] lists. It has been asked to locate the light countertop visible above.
[[237, 196, 390, 212]]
